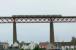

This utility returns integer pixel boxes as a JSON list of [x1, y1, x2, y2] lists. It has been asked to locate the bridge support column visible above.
[[50, 22, 54, 44], [50, 22, 56, 49], [13, 18, 17, 43]]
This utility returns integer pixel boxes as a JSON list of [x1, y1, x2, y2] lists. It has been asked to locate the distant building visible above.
[[39, 42, 49, 49], [21, 43, 30, 50], [46, 43, 57, 50], [0, 42, 9, 50], [12, 42, 20, 48], [21, 42, 38, 50], [39, 42, 57, 50], [55, 42, 76, 50], [21, 45, 30, 50], [29, 42, 38, 49]]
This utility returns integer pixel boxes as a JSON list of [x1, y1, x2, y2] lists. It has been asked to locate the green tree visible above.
[[33, 45, 43, 50], [20, 48, 24, 50], [33, 45, 39, 50]]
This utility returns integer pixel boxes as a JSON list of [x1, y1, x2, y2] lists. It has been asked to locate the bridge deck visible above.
[[0, 15, 76, 23]]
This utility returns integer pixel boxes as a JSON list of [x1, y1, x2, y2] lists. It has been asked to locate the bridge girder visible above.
[[0, 15, 76, 23]]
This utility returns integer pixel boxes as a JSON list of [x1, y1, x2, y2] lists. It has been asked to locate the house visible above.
[[12, 42, 20, 48], [21, 44, 30, 50], [29, 42, 38, 49], [21, 42, 30, 50], [21, 42, 38, 50], [39, 42, 58, 50], [0, 42, 9, 50], [39, 42, 49, 49], [46, 43, 57, 50]]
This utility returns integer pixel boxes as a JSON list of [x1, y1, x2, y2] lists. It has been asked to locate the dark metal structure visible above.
[[13, 17, 17, 43], [0, 15, 76, 44], [1, 15, 76, 23]]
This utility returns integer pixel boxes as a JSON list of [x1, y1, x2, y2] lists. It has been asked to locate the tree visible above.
[[33, 45, 39, 50], [20, 48, 24, 50], [33, 45, 43, 50]]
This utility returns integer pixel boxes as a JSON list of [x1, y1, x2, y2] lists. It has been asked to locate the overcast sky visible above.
[[0, 0, 76, 44]]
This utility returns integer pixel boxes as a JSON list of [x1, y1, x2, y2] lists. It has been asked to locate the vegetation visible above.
[[33, 45, 45, 50], [20, 48, 24, 50]]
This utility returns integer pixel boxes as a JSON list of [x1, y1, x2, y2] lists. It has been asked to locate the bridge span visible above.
[[0, 15, 76, 45]]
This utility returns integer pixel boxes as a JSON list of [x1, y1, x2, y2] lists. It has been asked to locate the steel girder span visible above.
[[0, 15, 76, 23]]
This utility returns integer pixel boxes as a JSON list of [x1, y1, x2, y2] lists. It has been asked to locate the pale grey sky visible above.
[[0, 0, 76, 44]]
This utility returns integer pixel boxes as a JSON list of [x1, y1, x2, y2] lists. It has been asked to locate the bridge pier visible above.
[[50, 22, 56, 49], [50, 22, 54, 44], [13, 17, 17, 43]]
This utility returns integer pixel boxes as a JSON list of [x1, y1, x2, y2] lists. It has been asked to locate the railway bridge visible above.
[[0, 15, 76, 45]]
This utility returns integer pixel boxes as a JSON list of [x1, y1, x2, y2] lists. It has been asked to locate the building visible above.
[[21, 45, 30, 50], [39, 42, 49, 49], [12, 42, 20, 47], [46, 43, 57, 50], [21, 43, 30, 50], [21, 42, 38, 50], [55, 42, 76, 50], [0, 42, 9, 50], [29, 42, 38, 49], [39, 42, 58, 50]]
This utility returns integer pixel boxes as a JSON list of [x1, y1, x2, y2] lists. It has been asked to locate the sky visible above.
[[0, 0, 76, 44]]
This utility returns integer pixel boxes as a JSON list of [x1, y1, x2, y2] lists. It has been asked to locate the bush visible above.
[[33, 45, 44, 50], [20, 48, 24, 50]]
